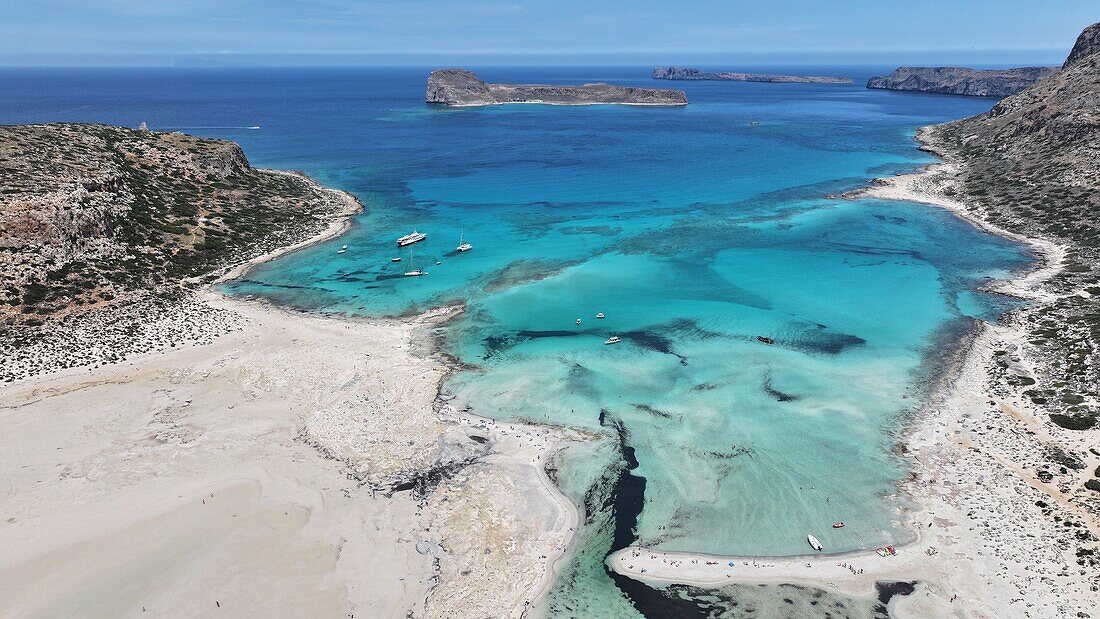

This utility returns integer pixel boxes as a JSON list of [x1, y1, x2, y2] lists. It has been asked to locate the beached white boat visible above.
[[456, 230, 472, 252], [604, 336, 621, 345], [397, 230, 427, 247], [807, 534, 823, 551]]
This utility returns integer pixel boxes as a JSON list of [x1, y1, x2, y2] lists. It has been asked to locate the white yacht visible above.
[[456, 230, 472, 252], [596, 312, 605, 319], [397, 230, 427, 247], [604, 336, 621, 345]]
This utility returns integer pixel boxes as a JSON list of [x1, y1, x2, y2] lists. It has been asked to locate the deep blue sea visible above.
[[0, 66, 1032, 616]]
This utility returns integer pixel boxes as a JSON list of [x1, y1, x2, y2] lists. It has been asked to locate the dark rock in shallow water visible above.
[[426, 68, 687, 106], [866, 66, 1056, 97]]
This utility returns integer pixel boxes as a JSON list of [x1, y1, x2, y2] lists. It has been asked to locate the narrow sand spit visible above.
[[611, 150, 1100, 618], [0, 177, 583, 618]]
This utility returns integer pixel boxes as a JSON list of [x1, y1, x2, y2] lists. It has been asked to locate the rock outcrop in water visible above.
[[925, 22, 1100, 429], [866, 66, 1056, 97], [426, 68, 687, 106], [652, 66, 853, 84]]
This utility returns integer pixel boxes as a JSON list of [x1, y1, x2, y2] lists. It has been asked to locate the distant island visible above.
[[652, 66, 853, 84], [866, 66, 1057, 97], [425, 68, 687, 107]]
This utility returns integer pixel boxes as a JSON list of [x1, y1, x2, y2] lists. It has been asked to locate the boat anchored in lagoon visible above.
[[404, 254, 428, 277], [397, 230, 427, 247], [456, 230, 472, 252]]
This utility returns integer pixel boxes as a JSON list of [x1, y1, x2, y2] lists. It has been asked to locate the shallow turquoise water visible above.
[[209, 70, 1029, 559], [0, 66, 1032, 614]]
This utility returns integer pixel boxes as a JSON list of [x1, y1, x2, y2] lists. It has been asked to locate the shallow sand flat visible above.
[[0, 291, 578, 618]]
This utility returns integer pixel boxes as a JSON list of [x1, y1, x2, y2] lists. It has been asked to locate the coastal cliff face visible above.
[[0, 124, 352, 329], [425, 68, 687, 106], [926, 22, 1100, 431], [867, 66, 1056, 97], [652, 66, 853, 84]]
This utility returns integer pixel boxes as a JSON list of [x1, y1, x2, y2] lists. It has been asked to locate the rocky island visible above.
[[425, 68, 687, 106], [866, 65, 1056, 97], [652, 66, 853, 84]]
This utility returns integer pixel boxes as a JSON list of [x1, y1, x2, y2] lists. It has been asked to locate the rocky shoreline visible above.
[[866, 66, 1056, 97]]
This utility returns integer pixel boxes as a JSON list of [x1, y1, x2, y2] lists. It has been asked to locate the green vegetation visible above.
[[0, 123, 351, 330]]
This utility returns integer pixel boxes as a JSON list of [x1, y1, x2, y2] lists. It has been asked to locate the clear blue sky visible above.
[[2, 0, 1095, 66]]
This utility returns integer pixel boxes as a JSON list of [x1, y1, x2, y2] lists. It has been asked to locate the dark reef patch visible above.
[[762, 371, 800, 402]]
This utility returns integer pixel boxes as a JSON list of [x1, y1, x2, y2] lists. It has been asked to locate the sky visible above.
[[1, 0, 1095, 66]]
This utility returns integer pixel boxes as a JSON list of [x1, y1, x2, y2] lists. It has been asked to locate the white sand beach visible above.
[[610, 148, 1100, 618], [0, 181, 583, 618]]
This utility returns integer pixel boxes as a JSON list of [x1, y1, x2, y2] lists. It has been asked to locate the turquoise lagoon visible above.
[[2, 66, 1033, 614]]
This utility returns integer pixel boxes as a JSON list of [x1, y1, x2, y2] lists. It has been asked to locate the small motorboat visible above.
[[807, 534, 823, 551], [435, 261, 442, 265], [336, 248, 346, 254], [341, 244, 348, 250], [596, 312, 605, 319], [604, 336, 621, 345], [832, 522, 845, 529], [391, 257, 402, 262], [404, 269, 427, 277], [576, 318, 582, 325], [757, 336, 775, 345]]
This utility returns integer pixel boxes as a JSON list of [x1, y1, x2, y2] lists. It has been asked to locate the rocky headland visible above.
[[0, 124, 584, 617], [652, 66, 853, 84], [866, 66, 1056, 97], [425, 68, 687, 106]]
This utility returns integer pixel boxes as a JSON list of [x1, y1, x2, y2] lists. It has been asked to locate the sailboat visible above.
[[404, 254, 428, 277], [456, 230, 472, 253]]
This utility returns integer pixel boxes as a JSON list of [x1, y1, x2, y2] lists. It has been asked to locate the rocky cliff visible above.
[[867, 66, 1056, 97], [0, 123, 354, 329], [923, 22, 1100, 430], [652, 66, 852, 84], [426, 69, 687, 106]]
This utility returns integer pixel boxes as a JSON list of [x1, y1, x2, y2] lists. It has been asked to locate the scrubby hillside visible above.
[[926, 22, 1100, 429], [0, 123, 355, 327]]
